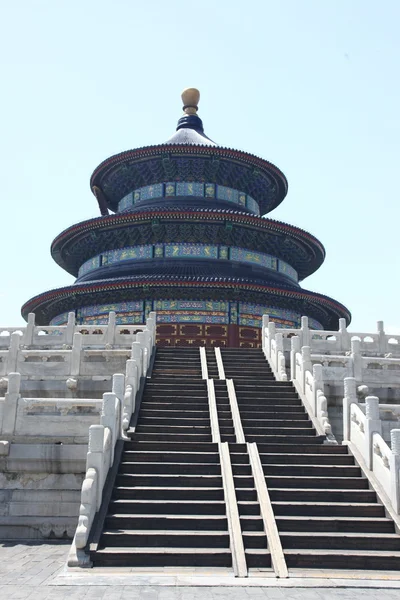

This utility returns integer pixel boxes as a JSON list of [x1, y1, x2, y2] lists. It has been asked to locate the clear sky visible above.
[[0, 0, 399, 332]]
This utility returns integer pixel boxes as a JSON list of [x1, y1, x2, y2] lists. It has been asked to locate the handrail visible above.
[[207, 379, 220, 443], [199, 347, 208, 379], [215, 347, 226, 380], [219, 442, 247, 577], [247, 442, 288, 578], [226, 379, 245, 443]]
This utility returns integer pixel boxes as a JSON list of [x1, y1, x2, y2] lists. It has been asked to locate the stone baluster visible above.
[[71, 332, 82, 376], [112, 373, 125, 436], [312, 363, 324, 416], [105, 311, 116, 346], [146, 317, 156, 346], [66, 312, 76, 346], [101, 392, 118, 465], [390, 429, 400, 513], [343, 376, 357, 442], [301, 316, 310, 348], [351, 338, 361, 380], [290, 335, 300, 382], [377, 320, 386, 354], [301, 346, 312, 395], [86, 424, 105, 510], [1, 372, 21, 435], [123, 359, 138, 430], [339, 318, 349, 352], [365, 396, 382, 470], [275, 333, 286, 381], [136, 332, 148, 376], [262, 315, 269, 352], [24, 313, 35, 347], [6, 332, 21, 374], [131, 341, 143, 379], [266, 321, 276, 359]]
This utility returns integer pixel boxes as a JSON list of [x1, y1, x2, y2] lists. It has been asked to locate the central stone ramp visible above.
[[90, 348, 233, 568]]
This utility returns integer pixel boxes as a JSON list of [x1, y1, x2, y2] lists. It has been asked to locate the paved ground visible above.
[[2, 542, 400, 599]]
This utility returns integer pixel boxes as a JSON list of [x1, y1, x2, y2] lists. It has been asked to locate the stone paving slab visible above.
[[1, 542, 400, 599]]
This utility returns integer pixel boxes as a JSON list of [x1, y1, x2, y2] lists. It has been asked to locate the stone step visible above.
[[243, 531, 268, 549], [122, 451, 221, 463], [109, 500, 227, 515], [91, 547, 232, 568], [262, 465, 361, 477], [113, 487, 225, 501], [239, 407, 307, 415], [245, 548, 272, 568], [135, 425, 212, 435], [119, 462, 221, 475], [130, 433, 213, 442], [265, 476, 369, 489], [280, 532, 400, 551], [100, 530, 230, 548], [256, 443, 346, 454], [105, 514, 229, 531], [268, 488, 377, 503], [272, 501, 386, 517], [137, 417, 211, 426], [258, 453, 354, 465], [275, 516, 394, 533], [124, 441, 218, 452], [138, 410, 211, 418], [116, 474, 223, 487], [284, 549, 400, 570], [241, 418, 311, 426], [245, 435, 324, 444], [242, 428, 316, 436]]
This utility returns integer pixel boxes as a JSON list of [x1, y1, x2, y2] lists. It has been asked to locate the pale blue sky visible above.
[[0, 0, 399, 332]]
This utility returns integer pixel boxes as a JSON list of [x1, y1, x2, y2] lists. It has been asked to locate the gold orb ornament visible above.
[[181, 88, 200, 115]]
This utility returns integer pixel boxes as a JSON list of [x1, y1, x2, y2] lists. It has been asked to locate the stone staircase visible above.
[[88, 346, 400, 573], [90, 348, 232, 567]]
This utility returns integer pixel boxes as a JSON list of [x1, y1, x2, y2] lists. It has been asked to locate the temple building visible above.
[[21, 89, 350, 346]]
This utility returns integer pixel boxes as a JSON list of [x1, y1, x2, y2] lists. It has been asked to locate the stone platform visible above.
[[2, 542, 400, 599]]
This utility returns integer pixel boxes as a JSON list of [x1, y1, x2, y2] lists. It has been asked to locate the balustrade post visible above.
[[106, 311, 116, 346], [338, 318, 349, 352], [301, 346, 312, 395], [101, 392, 118, 464], [124, 359, 139, 428], [66, 312, 75, 346], [262, 315, 269, 352], [136, 332, 148, 376], [343, 377, 357, 442], [86, 424, 105, 510], [365, 396, 381, 470], [146, 317, 156, 346], [6, 332, 21, 374], [71, 332, 82, 376], [312, 363, 323, 416], [390, 429, 400, 513], [266, 321, 276, 358], [301, 316, 310, 347], [24, 313, 35, 347], [131, 341, 143, 378], [1, 372, 21, 435], [351, 338, 362, 380], [377, 320, 386, 354], [290, 335, 300, 382]]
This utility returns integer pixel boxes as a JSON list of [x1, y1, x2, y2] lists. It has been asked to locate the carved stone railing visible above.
[[262, 314, 400, 357], [343, 377, 400, 514], [0, 315, 156, 440], [0, 310, 156, 350]]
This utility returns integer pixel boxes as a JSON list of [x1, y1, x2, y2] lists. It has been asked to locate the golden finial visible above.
[[181, 88, 200, 115]]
